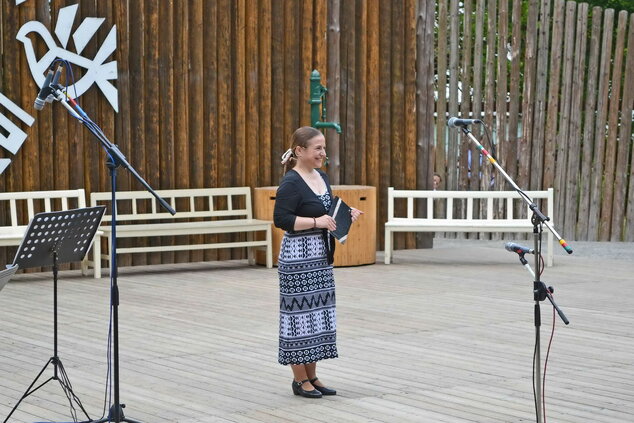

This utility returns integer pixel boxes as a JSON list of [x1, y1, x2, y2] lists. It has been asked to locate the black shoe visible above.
[[309, 377, 337, 396], [292, 379, 322, 398]]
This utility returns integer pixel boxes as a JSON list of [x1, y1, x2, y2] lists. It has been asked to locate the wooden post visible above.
[[415, 0, 435, 249], [617, 15, 634, 241], [327, 0, 341, 184]]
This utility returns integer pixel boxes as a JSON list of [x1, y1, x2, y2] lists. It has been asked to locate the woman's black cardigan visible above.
[[273, 169, 333, 231], [273, 169, 336, 262]]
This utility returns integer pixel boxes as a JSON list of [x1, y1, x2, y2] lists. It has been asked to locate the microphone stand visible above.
[[456, 124, 571, 423], [50, 85, 176, 423], [515, 252, 536, 279], [513, 251, 568, 326]]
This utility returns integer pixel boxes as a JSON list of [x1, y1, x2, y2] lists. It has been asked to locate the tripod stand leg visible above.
[[3, 358, 55, 423], [55, 358, 92, 421], [3, 357, 92, 423]]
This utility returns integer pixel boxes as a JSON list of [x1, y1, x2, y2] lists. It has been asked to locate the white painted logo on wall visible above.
[[1, 3, 118, 175], [0, 94, 35, 174], [17, 4, 119, 112]]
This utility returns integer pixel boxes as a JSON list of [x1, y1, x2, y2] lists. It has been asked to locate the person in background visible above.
[[273, 126, 362, 398], [433, 172, 442, 190]]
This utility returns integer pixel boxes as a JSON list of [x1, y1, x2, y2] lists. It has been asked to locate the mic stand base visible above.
[[91, 404, 142, 423]]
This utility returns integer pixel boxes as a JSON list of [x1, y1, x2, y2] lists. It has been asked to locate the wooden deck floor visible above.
[[1, 240, 633, 422]]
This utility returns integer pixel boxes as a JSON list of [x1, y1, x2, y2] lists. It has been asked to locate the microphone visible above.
[[34, 69, 55, 111], [447, 117, 482, 128], [45, 65, 64, 103], [50, 65, 62, 88], [505, 242, 535, 255]]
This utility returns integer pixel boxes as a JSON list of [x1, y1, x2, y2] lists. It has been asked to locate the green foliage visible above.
[[575, 0, 634, 14]]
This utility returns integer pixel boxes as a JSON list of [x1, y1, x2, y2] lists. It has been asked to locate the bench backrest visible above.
[[90, 187, 255, 223], [387, 187, 554, 221], [0, 189, 87, 228]]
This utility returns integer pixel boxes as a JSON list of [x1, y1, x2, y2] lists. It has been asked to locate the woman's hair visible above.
[[282, 126, 323, 173]]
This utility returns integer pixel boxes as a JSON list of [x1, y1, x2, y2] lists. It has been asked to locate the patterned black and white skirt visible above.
[[278, 228, 338, 365]]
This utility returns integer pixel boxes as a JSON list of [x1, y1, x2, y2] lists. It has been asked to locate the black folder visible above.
[[328, 196, 352, 244]]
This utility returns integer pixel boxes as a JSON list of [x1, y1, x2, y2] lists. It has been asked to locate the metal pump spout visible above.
[[314, 121, 342, 133]]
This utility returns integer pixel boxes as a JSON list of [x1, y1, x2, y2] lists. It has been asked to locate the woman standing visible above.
[[273, 126, 362, 398]]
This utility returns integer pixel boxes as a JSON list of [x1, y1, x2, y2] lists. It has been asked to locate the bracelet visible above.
[[312, 217, 316, 228]]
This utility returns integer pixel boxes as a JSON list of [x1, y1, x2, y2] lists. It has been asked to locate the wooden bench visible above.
[[0, 189, 100, 276], [384, 188, 555, 266], [89, 187, 273, 277]]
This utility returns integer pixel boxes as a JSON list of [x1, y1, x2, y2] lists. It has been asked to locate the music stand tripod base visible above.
[[3, 207, 105, 423]]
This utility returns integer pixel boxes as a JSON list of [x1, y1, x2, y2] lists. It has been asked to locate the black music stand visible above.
[[3, 206, 106, 423]]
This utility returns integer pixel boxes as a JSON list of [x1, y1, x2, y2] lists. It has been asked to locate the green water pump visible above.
[[308, 70, 342, 133]]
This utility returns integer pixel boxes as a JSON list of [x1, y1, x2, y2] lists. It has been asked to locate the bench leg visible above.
[[82, 234, 100, 277], [384, 229, 392, 264], [266, 226, 273, 269], [94, 235, 102, 279], [81, 257, 88, 276], [101, 235, 111, 278], [247, 232, 255, 265]]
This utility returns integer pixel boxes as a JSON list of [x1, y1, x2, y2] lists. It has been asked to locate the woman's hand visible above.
[[315, 214, 337, 231], [350, 207, 364, 222]]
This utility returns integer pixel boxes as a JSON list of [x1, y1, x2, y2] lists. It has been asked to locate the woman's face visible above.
[[298, 134, 327, 169]]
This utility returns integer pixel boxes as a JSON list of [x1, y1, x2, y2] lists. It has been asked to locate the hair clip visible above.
[[281, 148, 293, 164]]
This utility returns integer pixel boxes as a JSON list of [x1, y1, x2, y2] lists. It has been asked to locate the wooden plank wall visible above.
[[0, 0, 633, 268]]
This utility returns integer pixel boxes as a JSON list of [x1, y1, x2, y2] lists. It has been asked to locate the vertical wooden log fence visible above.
[[1, 0, 633, 270]]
